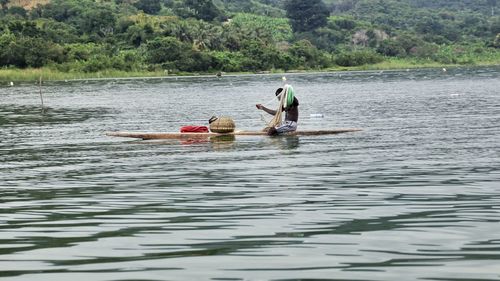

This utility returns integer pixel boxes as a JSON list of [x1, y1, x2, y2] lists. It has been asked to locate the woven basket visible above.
[[209, 116, 235, 133]]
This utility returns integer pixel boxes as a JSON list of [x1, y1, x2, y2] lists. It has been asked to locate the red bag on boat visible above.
[[180, 126, 209, 133]]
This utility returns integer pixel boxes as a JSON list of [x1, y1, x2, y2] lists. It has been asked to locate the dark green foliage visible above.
[[219, 0, 285, 17], [285, 0, 329, 32], [7, 20, 43, 37], [239, 40, 291, 71], [143, 36, 213, 72], [494, 33, 500, 47], [492, 17, 500, 34], [32, 0, 83, 22], [185, 0, 223, 21], [78, 9, 116, 36], [0, 0, 498, 72], [294, 29, 345, 52], [0, 0, 9, 11], [6, 6, 27, 18], [376, 39, 406, 57], [334, 49, 383, 66], [145, 37, 186, 65], [124, 24, 149, 47], [289, 39, 332, 68], [0, 35, 64, 67], [211, 51, 247, 72], [328, 16, 357, 30], [416, 17, 444, 35], [134, 0, 162, 15], [393, 34, 425, 54], [408, 43, 438, 59]]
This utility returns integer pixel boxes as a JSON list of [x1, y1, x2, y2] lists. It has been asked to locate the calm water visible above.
[[1, 67, 500, 281]]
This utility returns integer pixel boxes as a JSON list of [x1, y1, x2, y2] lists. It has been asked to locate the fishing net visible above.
[[263, 84, 294, 129]]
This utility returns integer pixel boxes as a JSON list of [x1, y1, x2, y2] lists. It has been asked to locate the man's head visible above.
[[275, 88, 284, 101]]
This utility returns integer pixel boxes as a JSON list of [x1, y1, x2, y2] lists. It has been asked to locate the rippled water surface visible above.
[[1, 67, 500, 281]]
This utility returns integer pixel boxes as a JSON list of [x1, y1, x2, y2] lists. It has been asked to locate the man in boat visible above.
[[256, 87, 299, 136]]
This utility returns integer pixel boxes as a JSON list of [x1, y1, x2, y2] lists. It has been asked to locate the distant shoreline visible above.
[[2, 59, 499, 84]]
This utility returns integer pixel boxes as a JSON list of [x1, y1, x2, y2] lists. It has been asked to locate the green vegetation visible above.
[[0, 0, 499, 81], [285, 0, 329, 32]]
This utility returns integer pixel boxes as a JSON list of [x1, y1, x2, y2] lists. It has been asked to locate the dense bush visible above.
[[230, 13, 293, 43], [334, 49, 384, 66], [285, 0, 329, 32], [133, 0, 162, 15], [376, 39, 406, 57], [289, 39, 332, 68], [211, 51, 247, 72], [0, 33, 64, 67], [144, 36, 187, 65]]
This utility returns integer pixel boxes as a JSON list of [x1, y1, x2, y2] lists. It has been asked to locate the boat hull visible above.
[[106, 129, 361, 140]]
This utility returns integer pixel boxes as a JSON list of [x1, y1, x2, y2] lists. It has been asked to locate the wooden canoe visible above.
[[106, 129, 361, 140]]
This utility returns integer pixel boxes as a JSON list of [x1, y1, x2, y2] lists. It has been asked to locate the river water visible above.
[[1, 67, 500, 281]]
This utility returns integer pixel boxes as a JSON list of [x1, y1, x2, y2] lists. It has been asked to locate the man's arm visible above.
[[256, 104, 277, 116]]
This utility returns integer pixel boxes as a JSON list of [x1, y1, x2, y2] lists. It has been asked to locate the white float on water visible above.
[[310, 113, 324, 118]]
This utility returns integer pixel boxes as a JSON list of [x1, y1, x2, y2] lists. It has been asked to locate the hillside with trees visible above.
[[0, 0, 499, 79]]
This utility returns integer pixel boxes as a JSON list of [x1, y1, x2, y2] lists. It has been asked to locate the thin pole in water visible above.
[[39, 76, 44, 114]]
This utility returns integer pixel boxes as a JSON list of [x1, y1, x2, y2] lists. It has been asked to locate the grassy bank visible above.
[[2, 57, 499, 84], [339, 58, 497, 71], [0, 68, 170, 84]]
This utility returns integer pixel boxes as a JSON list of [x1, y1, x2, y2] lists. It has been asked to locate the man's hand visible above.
[[256, 104, 263, 110]]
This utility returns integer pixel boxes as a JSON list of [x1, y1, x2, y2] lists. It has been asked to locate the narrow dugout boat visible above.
[[106, 129, 362, 140]]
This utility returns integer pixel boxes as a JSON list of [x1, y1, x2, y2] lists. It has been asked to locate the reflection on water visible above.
[[0, 105, 115, 126], [1, 67, 500, 281], [268, 135, 300, 150]]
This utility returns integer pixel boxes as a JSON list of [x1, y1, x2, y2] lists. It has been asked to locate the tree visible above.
[[491, 17, 500, 35], [133, 0, 162, 15], [0, 35, 64, 68], [41, 21, 79, 44], [185, 0, 223, 21], [487, 0, 497, 16], [328, 16, 357, 30], [289, 39, 330, 68], [78, 9, 116, 37], [6, 6, 27, 18], [376, 39, 406, 57], [0, 31, 15, 66], [334, 49, 383, 67], [394, 33, 424, 54], [125, 24, 148, 47], [0, 0, 9, 11], [144, 36, 193, 71], [284, 0, 330, 32], [415, 17, 443, 35], [33, 0, 82, 22], [240, 40, 280, 70]]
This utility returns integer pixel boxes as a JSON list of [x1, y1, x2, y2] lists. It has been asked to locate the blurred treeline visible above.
[[0, 0, 499, 74]]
